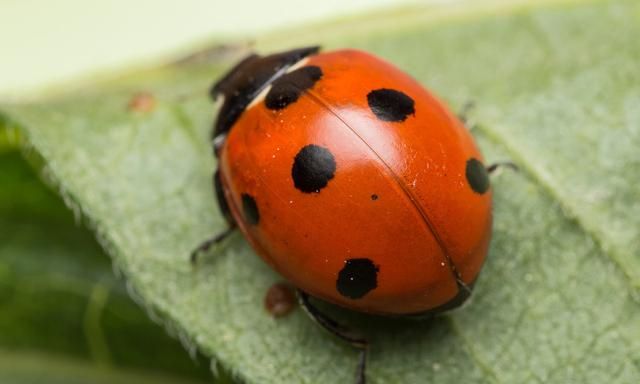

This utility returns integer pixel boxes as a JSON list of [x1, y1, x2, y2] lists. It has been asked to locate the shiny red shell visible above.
[[217, 49, 492, 316]]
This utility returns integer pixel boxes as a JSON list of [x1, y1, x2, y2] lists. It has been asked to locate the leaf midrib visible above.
[[448, 117, 640, 382], [475, 120, 640, 296]]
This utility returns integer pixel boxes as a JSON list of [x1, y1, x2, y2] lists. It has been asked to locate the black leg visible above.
[[191, 167, 239, 264], [456, 102, 518, 175], [190, 225, 236, 264], [457, 101, 475, 126], [355, 348, 367, 384], [297, 290, 369, 384], [454, 277, 473, 303], [487, 161, 519, 174]]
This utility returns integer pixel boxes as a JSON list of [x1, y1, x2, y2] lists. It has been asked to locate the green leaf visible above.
[[0, 150, 220, 383], [2, 0, 640, 383]]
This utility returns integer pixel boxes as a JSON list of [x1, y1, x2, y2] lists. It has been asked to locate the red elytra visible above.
[[209, 47, 492, 316]]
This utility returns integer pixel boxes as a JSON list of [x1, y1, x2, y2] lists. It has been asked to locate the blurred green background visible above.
[[0, 149, 217, 383], [0, 0, 416, 99]]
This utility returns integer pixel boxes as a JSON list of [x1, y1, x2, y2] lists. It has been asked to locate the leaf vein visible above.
[[475, 121, 640, 298], [448, 317, 502, 384]]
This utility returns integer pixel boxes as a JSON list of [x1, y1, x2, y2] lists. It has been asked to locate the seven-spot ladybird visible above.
[[194, 46, 504, 384]]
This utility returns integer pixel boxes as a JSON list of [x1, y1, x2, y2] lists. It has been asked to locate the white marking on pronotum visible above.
[[246, 57, 311, 110], [213, 133, 227, 154]]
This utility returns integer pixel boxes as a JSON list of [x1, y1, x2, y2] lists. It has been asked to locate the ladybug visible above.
[[193, 46, 509, 384]]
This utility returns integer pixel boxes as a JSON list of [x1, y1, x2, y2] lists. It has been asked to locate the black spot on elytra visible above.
[[371, 194, 379, 201], [367, 88, 415, 122], [291, 144, 336, 193], [466, 158, 490, 194], [265, 66, 323, 110], [241, 193, 260, 225], [336, 258, 379, 299]]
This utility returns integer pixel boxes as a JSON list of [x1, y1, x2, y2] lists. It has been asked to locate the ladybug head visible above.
[[210, 46, 320, 146]]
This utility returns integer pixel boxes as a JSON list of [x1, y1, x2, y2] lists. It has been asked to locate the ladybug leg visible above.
[[457, 102, 518, 175], [487, 162, 519, 174], [190, 225, 236, 264], [356, 348, 367, 384], [297, 290, 369, 384], [454, 277, 473, 302], [191, 169, 238, 264], [456, 101, 476, 126]]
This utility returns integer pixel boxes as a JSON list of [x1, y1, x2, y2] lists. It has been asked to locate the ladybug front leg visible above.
[[297, 291, 369, 384], [191, 169, 237, 264], [190, 226, 236, 264]]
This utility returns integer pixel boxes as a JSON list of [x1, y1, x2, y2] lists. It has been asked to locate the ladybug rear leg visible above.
[[297, 291, 369, 384], [191, 169, 237, 264]]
